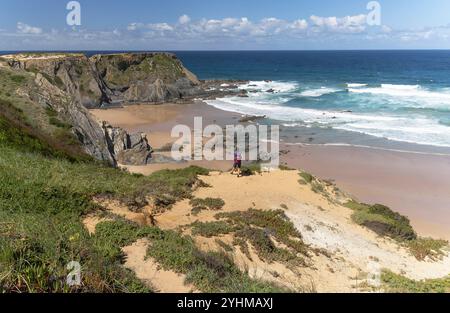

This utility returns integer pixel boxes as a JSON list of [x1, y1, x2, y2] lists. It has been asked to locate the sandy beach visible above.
[[90, 101, 450, 240]]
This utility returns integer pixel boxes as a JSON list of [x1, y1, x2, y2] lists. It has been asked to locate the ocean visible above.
[[175, 51, 450, 153]]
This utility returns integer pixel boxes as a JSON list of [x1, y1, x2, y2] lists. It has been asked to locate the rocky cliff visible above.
[[1, 52, 203, 166]]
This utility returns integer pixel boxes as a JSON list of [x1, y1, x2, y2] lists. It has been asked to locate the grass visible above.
[[0, 122, 210, 292], [381, 270, 450, 293], [0, 67, 91, 163]]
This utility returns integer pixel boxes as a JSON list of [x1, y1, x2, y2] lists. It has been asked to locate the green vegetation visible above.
[[279, 164, 295, 171], [299, 172, 314, 184], [191, 209, 311, 267], [381, 270, 450, 293], [240, 162, 261, 176], [9, 74, 26, 84], [191, 221, 235, 238], [0, 75, 282, 292], [145, 226, 285, 292], [344, 200, 448, 260], [97, 53, 185, 88], [46, 108, 71, 129], [0, 67, 91, 163], [190, 197, 225, 213], [311, 181, 325, 194], [215, 239, 234, 252], [0, 98, 90, 162], [407, 237, 448, 261], [351, 204, 417, 241], [343, 200, 370, 211]]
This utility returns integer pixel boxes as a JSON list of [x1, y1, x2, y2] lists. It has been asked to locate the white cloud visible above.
[[17, 22, 42, 34], [179, 14, 191, 25], [310, 14, 367, 33], [3, 15, 450, 50], [291, 19, 308, 30]]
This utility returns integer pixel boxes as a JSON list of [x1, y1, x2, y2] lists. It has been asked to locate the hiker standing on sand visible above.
[[232, 150, 242, 177]]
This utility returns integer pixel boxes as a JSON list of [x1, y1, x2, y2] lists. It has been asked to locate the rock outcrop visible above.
[[102, 122, 153, 165], [2, 53, 201, 165], [6, 52, 202, 108], [1, 52, 244, 166]]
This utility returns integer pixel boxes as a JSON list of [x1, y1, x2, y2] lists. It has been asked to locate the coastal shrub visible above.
[[146, 228, 285, 292], [311, 181, 325, 194], [344, 201, 448, 260], [191, 221, 235, 238], [343, 200, 371, 211], [145, 166, 210, 201], [213, 209, 309, 265], [190, 197, 225, 211], [407, 237, 448, 261], [381, 270, 450, 293], [351, 204, 417, 241], [240, 162, 261, 176], [215, 239, 234, 252], [279, 164, 295, 171], [117, 60, 130, 72], [299, 172, 314, 184]]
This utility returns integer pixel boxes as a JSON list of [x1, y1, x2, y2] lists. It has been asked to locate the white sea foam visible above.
[[205, 81, 450, 147], [300, 87, 340, 97], [239, 80, 298, 93], [346, 83, 368, 88], [349, 84, 450, 101]]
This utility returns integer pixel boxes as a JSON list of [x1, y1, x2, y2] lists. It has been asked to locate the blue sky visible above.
[[1, 0, 450, 50]]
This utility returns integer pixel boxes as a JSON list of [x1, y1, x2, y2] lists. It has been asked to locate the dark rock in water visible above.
[[266, 89, 275, 93], [265, 80, 272, 83], [239, 115, 266, 123], [237, 90, 249, 98]]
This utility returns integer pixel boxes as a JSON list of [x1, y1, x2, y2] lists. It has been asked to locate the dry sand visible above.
[[90, 102, 450, 240]]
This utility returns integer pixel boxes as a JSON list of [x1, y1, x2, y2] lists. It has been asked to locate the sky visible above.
[[1, 0, 450, 50]]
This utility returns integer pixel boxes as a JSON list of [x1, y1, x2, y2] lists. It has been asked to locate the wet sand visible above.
[[90, 102, 450, 240]]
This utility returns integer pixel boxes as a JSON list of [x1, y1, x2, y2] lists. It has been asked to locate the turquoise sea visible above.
[[176, 51, 450, 153]]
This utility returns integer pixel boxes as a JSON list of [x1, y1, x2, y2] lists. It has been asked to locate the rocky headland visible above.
[[0, 52, 246, 166]]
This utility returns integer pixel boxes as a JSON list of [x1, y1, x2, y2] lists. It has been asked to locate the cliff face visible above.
[[7, 52, 201, 108], [1, 52, 200, 166]]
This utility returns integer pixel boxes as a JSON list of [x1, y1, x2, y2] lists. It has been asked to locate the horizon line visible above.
[[2, 49, 450, 53]]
